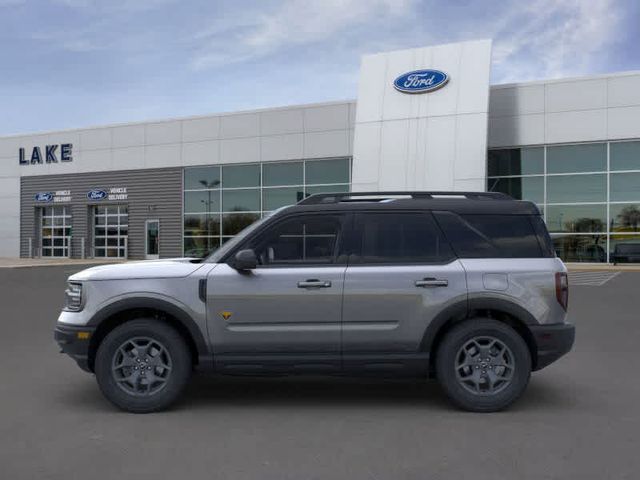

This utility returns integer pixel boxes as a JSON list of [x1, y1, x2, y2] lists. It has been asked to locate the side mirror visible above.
[[233, 249, 258, 271]]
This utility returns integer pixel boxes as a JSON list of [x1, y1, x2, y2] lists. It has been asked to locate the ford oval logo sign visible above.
[[87, 189, 107, 201], [35, 192, 53, 202], [393, 69, 449, 93]]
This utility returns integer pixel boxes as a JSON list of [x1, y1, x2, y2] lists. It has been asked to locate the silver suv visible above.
[[55, 191, 574, 413]]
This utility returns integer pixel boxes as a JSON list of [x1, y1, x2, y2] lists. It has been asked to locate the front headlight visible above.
[[63, 282, 83, 312]]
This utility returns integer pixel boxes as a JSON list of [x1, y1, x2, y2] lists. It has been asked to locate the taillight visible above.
[[555, 272, 569, 311]]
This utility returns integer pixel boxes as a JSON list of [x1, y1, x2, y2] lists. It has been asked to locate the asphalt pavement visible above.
[[0, 265, 638, 479]]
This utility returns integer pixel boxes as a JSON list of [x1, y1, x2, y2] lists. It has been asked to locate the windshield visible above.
[[204, 209, 282, 263]]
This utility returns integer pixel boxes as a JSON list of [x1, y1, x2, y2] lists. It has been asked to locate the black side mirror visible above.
[[233, 249, 258, 271]]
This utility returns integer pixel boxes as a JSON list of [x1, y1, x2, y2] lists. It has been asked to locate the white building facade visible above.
[[1, 39, 640, 263]]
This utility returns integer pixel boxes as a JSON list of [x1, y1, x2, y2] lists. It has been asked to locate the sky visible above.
[[0, 0, 638, 135]]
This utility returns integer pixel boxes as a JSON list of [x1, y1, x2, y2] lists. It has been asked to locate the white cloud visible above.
[[192, 0, 417, 70], [491, 0, 622, 82]]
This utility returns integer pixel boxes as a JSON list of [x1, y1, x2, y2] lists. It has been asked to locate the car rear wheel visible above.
[[95, 319, 192, 413], [436, 318, 531, 412]]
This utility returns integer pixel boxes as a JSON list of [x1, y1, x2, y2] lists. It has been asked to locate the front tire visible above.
[[436, 318, 531, 412], [95, 319, 192, 413]]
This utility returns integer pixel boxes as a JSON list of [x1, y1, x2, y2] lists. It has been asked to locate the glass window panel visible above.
[[184, 237, 219, 258], [222, 213, 260, 236], [358, 213, 454, 264], [306, 158, 349, 185], [487, 148, 544, 176], [263, 188, 304, 211], [610, 172, 640, 202], [546, 204, 606, 232], [547, 143, 606, 174], [184, 166, 221, 190], [551, 235, 607, 263], [610, 141, 640, 171], [94, 248, 105, 257], [53, 248, 65, 257], [305, 184, 350, 196], [42, 238, 51, 247], [184, 214, 221, 236], [184, 190, 220, 213], [222, 164, 260, 188], [435, 212, 544, 258], [610, 204, 640, 233], [610, 235, 640, 263], [263, 162, 303, 186], [547, 174, 606, 203], [222, 189, 260, 212], [487, 176, 543, 203], [249, 215, 342, 265], [94, 215, 105, 225]]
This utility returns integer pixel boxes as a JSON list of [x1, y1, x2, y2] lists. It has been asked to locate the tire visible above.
[[95, 319, 192, 413], [435, 318, 531, 412]]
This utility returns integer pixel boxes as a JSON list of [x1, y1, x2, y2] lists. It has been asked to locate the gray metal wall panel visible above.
[[20, 168, 182, 259]]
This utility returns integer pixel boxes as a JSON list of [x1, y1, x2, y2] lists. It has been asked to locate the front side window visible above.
[[249, 215, 343, 266], [354, 212, 454, 264]]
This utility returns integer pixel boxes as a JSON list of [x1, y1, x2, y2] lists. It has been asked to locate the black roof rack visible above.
[[297, 191, 510, 205]]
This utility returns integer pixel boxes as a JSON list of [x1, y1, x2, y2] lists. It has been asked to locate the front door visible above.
[[207, 213, 348, 372], [145, 219, 159, 259], [341, 212, 467, 372]]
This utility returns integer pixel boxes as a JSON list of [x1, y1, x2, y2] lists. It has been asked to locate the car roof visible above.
[[276, 191, 540, 216]]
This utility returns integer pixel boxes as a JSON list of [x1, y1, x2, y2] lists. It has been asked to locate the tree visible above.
[[616, 205, 640, 231]]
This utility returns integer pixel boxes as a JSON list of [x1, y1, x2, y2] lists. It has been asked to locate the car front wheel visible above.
[[94, 319, 192, 413], [436, 318, 531, 412]]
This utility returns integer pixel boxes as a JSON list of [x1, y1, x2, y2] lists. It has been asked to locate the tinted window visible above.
[[250, 215, 342, 265], [355, 213, 454, 264], [488, 148, 544, 176], [434, 212, 547, 258]]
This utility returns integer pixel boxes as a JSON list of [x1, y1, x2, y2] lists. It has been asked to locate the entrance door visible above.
[[145, 219, 160, 259], [206, 213, 347, 372], [41, 206, 71, 257]]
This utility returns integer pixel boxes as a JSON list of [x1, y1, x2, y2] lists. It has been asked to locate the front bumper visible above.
[[530, 323, 575, 371], [54, 324, 95, 372]]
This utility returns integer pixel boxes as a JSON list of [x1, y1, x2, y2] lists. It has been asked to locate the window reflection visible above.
[[610, 204, 640, 233], [552, 235, 607, 263], [546, 205, 606, 233]]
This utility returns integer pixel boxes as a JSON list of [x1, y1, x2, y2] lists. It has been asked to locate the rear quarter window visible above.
[[434, 211, 552, 258]]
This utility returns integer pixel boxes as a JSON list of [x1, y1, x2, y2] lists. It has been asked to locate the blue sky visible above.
[[0, 0, 638, 135]]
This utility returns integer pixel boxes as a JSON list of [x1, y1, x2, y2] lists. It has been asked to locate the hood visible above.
[[69, 258, 207, 281]]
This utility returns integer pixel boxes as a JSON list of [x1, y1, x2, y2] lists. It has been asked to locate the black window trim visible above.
[[348, 210, 457, 267]]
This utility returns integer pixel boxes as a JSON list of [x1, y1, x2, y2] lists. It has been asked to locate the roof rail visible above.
[[298, 191, 510, 205]]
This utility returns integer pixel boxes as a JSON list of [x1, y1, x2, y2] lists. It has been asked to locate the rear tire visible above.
[[436, 318, 531, 412], [95, 319, 192, 413]]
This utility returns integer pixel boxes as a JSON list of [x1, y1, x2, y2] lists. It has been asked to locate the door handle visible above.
[[415, 278, 448, 288], [297, 279, 332, 289]]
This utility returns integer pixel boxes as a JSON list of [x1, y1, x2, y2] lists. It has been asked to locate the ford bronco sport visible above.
[[55, 191, 574, 413]]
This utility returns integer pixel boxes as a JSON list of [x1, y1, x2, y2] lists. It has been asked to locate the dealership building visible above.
[[1, 39, 640, 263]]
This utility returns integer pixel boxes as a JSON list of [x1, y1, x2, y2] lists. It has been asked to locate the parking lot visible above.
[[1, 265, 639, 479]]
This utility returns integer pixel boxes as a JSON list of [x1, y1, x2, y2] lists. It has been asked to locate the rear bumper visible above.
[[530, 323, 575, 371], [54, 324, 95, 373]]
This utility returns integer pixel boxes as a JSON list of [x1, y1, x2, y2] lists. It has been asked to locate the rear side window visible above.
[[355, 212, 454, 264], [434, 212, 551, 258]]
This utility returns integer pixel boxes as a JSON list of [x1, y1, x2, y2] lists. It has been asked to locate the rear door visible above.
[[341, 211, 467, 371]]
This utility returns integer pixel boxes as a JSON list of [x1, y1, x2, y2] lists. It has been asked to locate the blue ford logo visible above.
[[87, 189, 107, 201], [35, 192, 53, 202], [393, 69, 449, 93]]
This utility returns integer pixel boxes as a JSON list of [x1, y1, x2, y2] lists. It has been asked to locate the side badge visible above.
[[220, 311, 232, 321]]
